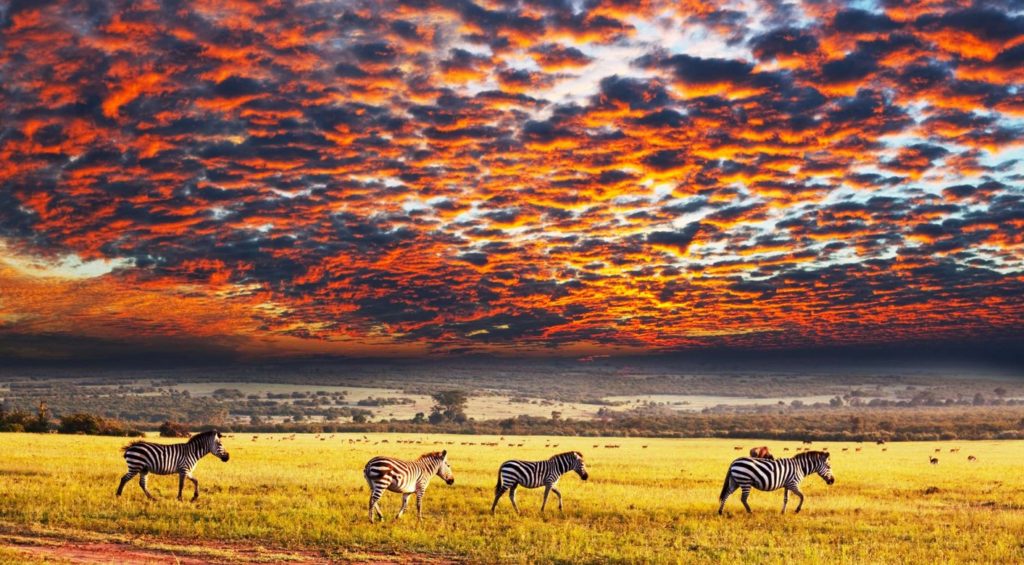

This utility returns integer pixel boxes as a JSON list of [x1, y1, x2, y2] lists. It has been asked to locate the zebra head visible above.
[[436, 450, 455, 485], [816, 452, 834, 485], [572, 451, 589, 481], [191, 430, 230, 462]]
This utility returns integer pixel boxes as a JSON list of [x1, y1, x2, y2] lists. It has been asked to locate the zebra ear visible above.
[[441, 450, 447, 459]]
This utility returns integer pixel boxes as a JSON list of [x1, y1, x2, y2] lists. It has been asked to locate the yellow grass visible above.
[[0, 433, 1022, 563]]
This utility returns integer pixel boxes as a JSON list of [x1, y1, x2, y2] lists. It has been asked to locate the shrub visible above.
[[159, 421, 191, 437], [59, 413, 144, 437]]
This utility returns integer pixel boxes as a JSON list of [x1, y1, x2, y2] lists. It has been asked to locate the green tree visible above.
[[59, 413, 103, 435], [430, 390, 468, 424]]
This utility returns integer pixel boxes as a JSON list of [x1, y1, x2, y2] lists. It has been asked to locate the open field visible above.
[[1, 433, 1023, 563]]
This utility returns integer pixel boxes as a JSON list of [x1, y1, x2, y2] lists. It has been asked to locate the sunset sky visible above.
[[1, 0, 1023, 362]]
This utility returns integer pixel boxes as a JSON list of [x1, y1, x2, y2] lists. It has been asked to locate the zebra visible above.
[[491, 451, 589, 514], [363, 450, 454, 522], [718, 450, 834, 514], [116, 430, 230, 501]]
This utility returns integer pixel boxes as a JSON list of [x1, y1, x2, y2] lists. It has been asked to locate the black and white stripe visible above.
[[116, 430, 230, 501], [363, 450, 454, 522], [491, 451, 589, 514], [718, 450, 834, 514]]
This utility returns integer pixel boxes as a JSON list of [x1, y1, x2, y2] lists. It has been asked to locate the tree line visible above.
[[4, 392, 1023, 441]]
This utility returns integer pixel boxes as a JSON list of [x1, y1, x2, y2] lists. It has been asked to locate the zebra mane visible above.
[[551, 451, 582, 460], [417, 451, 446, 460], [794, 450, 829, 461], [187, 429, 219, 444]]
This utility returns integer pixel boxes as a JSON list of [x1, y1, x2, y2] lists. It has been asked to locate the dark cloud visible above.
[[749, 28, 819, 60], [597, 75, 669, 109], [832, 9, 901, 34], [0, 0, 1020, 360]]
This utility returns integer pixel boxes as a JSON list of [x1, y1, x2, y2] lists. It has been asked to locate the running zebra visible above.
[[491, 451, 589, 514], [718, 450, 834, 514], [363, 450, 454, 522], [116, 430, 230, 501]]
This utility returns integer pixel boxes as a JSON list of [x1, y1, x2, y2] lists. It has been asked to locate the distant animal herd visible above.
[[114, 433, 981, 519]]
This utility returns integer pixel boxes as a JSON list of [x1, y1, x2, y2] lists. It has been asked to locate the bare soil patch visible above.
[[0, 530, 458, 564]]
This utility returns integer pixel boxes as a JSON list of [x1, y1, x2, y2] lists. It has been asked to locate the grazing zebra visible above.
[[363, 450, 454, 522], [491, 451, 589, 514], [718, 450, 834, 514], [116, 430, 230, 501]]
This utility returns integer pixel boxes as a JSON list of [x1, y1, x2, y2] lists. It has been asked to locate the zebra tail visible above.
[[495, 475, 503, 495], [120, 441, 144, 454], [718, 471, 732, 501]]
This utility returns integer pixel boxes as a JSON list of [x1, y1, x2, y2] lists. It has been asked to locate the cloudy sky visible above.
[[1, 0, 1022, 362]]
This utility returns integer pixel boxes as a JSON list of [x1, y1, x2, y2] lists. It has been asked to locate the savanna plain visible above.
[[1, 433, 1022, 564]]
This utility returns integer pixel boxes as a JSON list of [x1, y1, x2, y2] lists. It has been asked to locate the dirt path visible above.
[[0, 530, 458, 564]]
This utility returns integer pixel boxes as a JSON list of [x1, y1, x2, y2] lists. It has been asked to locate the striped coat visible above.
[[116, 430, 230, 501], [718, 450, 834, 514], [491, 451, 589, 514], [363, 450, 454, 522]]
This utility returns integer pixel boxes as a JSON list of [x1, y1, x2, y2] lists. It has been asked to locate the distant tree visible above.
[[973, 393, 986, 406], [59, 413, 103, 435], [352, 409, 371, 424], [25, 401, 51, 433], [159, 421, 191, 437], [412, 412, 426, 424], [430, 390, 468, 424], [212, 388, 244, 399], [551, 411, 562, 421], [994, 387, 1007, 398]]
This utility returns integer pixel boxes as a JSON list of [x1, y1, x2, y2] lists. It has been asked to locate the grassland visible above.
[[0, 433, 1022, 563]]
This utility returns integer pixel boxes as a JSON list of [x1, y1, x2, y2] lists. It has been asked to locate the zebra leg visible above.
[[740, 486, 752, 513], [117, 471, 137, 496], [718, 477, 738, 515], [368, 488, 384, 523], [188, 475, 200, 501], [541, 484, 552, 512], [415, 487, 425, 521], [791, 486, 806, 513], [177, 472, 186, 501], [781, 489, 789, 514], [139, 471, 155, 500], [491, 485, 508, 514], [551, 486, 563, 512], [397, 493, 412, 519], [509, 485, 521, 514]]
